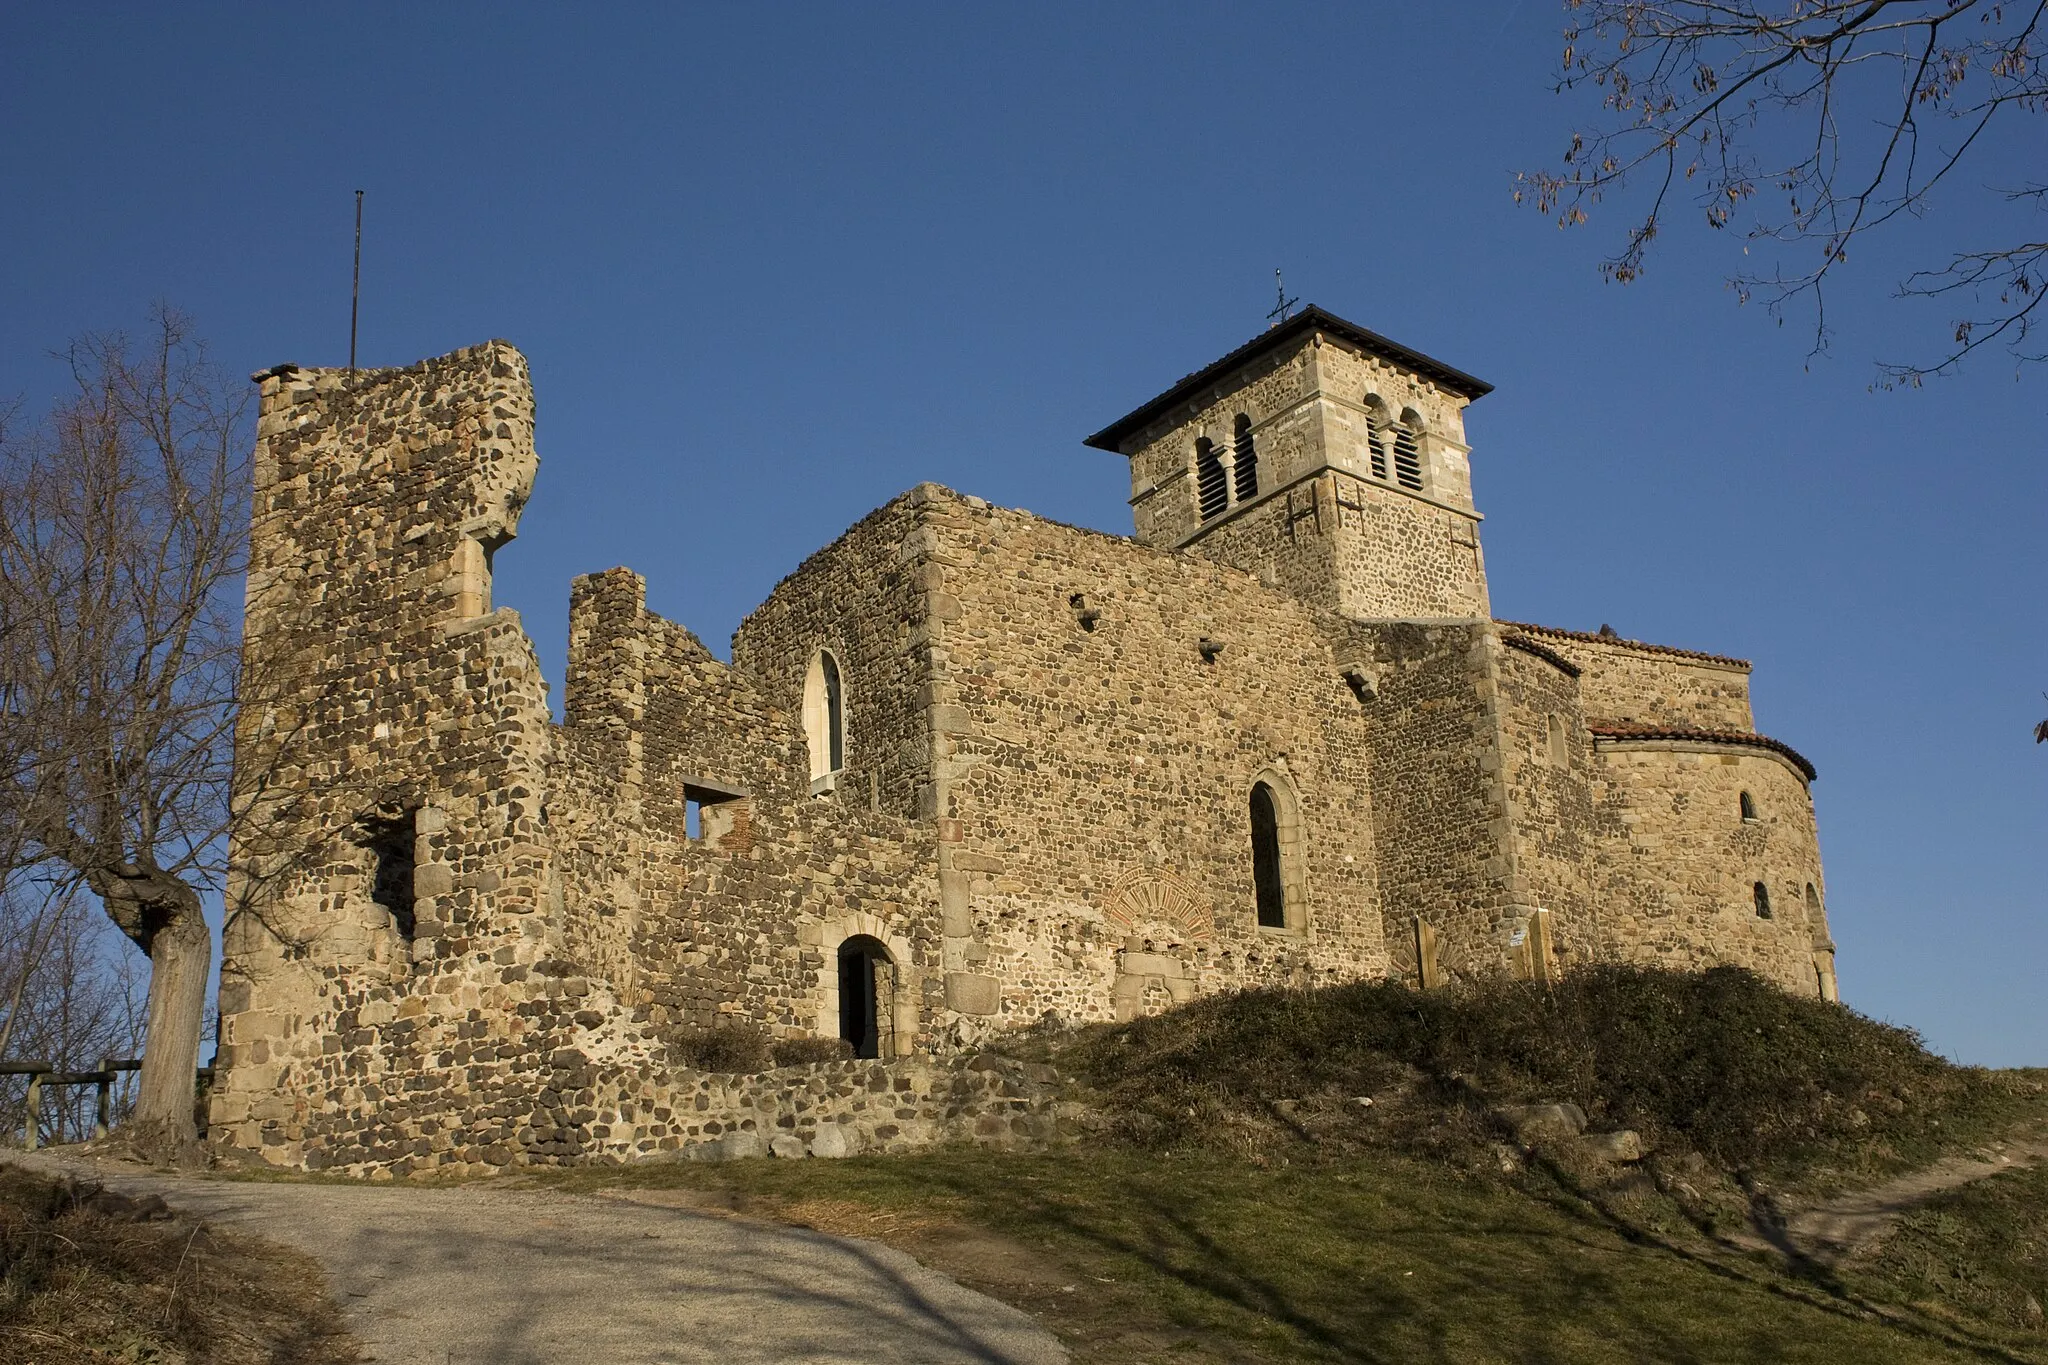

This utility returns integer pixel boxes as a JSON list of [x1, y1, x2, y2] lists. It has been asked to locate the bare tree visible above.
[[0, 877, 145, 1146], [0, 307, 248, 1159], [1519, 1, 2048, 383]]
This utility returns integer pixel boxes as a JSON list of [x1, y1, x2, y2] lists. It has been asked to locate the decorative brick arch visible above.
[[1102, 867, 1212, 945], [812, 910, 919, 1056]]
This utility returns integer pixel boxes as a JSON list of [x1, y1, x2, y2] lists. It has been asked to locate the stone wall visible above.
[[1501, 623, 1753, 731], [1590, 738, 1834, 996], [1494, 641, 1600, 968], [923, 491, 1389, 1033]]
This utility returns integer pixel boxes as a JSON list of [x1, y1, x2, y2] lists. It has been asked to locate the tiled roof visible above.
[[1496, 620, 1750, 670], [1084, 305, 1492, 453], [1500, 634, 1582, 677], [1589, 722, 1817, 782]]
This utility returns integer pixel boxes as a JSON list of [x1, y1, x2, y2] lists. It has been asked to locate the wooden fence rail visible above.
[[0, 1059, 216, 1150]]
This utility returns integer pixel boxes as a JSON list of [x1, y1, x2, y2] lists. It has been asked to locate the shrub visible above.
[[1061, 965, 2013, 1178], [771, 1036, 856, 1067], [672, 1023, 773, 1074]]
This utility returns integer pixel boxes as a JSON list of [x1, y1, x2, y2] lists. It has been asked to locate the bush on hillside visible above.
[[671, 1022, 773, 1074], [1059, 965, 2011, 1177]]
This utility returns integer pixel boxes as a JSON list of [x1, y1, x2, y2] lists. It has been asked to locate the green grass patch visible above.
[[1848, 1161, 2048, 1344], [539, 1147, 2047, 1364]]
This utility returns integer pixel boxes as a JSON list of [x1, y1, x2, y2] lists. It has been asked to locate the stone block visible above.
[[810, 1124, 860, 1159], [944, 972, 1001, 1015]]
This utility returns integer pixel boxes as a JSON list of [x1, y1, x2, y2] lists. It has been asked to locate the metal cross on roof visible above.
[[1266, 269, 1299, 329]]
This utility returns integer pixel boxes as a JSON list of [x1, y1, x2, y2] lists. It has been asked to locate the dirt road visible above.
[[14, 1151, 1067, 1365]]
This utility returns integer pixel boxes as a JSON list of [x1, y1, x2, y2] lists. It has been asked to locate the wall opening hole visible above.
[[1753, 881, 1773, 919], [362, 812, 419, 940], [683, 779, 750, 846], [1739, 791, 1758, 821]]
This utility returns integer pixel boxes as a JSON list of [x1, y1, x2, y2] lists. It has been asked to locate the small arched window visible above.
[[803, 649, 846, 790], [1805, 883, 1823, 924], [1363, 399, 1390, 480], [1195, 437, 1228, 521], [1739, 791, 1758, 821], [1753, 881, 1773, 919], [1392, 409, 1424, 491], [1247, 771, 1305, 931], [1232, 413, 1258, 503], [1250, 784, 1286, 927]]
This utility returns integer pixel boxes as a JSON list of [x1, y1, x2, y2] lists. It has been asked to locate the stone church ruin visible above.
[[211, 307, 1837, 1174]]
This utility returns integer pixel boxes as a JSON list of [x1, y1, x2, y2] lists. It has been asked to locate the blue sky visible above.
[[4, 3, 2041, 1066]]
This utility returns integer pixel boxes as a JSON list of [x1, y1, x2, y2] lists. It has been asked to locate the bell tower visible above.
[[1085, 306, 1494, 621]]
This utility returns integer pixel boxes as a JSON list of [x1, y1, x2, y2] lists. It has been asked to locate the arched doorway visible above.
[[837, 935, 894, 1059]]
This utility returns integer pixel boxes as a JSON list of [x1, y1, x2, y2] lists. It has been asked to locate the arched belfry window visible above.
[[803, 649, 846, 792], [1753, 881, 1773, 919], [1364, 398, 1390, 481], [1232, 413, 1258, 503], [1739, 791, 1758, 821], [1195, 437, 1228, 521], [1248, 772, 1305, 931], [1393, 408, 1425, 491]]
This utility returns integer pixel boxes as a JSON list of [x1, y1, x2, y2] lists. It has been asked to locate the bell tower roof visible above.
[[1083, 304, 1491, 454]]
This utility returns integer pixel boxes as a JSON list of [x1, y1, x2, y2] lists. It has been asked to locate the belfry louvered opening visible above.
[[1232, 413, 1258, 503], [1195, 437, 1228, 520], [1365, 406, 1389, 480], [1392, 423, 1423, 490]]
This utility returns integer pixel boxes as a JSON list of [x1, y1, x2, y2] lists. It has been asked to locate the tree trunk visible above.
[[86, 863, 211, 1162]]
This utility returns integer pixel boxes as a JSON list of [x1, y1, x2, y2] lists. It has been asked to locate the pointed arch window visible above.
[[1248, 771, 1306, 931], [1195, 437, 1228, 521], [804, 649, 846, 792], [1232, 413, 1258, 503], [1753, 881, 1773, 919]]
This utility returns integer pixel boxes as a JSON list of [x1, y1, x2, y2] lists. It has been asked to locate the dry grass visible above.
[[0, 1165, 359, 1365]]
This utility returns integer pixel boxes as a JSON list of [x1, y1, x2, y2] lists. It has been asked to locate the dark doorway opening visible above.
[[837, 935, 892, 1059]]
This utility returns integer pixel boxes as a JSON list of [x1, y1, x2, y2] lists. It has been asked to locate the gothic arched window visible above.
[[803, 649, 846, 791], [1248, 772, 1305, 930]]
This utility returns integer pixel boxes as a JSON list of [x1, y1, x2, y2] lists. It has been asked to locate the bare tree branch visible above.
[[0, 306, 249, 1158], [1517, 1, 2048, 383]]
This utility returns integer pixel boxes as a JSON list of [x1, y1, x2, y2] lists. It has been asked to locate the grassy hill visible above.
[[545, 966, 2048, 1364]]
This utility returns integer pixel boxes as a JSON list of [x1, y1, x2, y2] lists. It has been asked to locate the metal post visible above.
[[95, 1060, 112, 1140], [349, 189, 364, 371], [23, 1070, 40, 1151]]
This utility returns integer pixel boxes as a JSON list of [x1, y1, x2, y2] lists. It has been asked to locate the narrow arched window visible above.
[[1392, 411, 1424, 491], [1739, 791, 1758, 821], [1805, 883, 1822, 923], [1364, 400, 1389, 480], [1753, 882, 1773, 919], [1232, 413, 1258, 503], [1546, 715, 1568, 767], [1195, 437, 1228, 521], [803, 650, 846, 790], [1250, 783, 1286, 927]]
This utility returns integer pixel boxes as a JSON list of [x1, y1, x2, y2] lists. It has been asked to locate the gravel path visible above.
[[12, 1151, 1068, 1365]]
